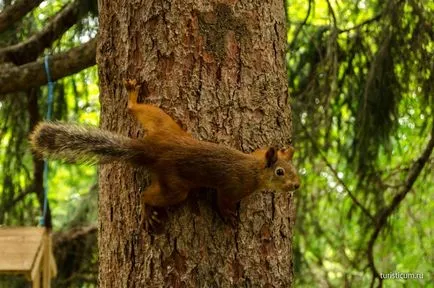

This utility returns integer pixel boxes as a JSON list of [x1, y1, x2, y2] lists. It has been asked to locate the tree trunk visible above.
[[97, 0, 295, 287]]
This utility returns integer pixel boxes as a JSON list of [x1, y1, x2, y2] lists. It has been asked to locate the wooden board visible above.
[[0, 227, 45, 274]]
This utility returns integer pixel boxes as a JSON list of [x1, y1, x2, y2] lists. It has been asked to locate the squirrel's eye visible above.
[[275, 167, 285, 176]]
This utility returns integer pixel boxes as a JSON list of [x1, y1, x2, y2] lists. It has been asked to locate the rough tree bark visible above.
[[97, 0, 295, 286]]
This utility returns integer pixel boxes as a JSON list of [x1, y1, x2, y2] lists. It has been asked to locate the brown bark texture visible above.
[[97, 0, 295, 287]]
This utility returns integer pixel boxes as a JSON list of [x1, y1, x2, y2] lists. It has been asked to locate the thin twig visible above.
[[325, 0, 337, 28], [288, 0, 312, 50], [300, 122, 374, 221], [3, 185, 33, 211]]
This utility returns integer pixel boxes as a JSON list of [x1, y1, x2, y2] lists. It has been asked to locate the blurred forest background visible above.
[[0, 0, 432, 287]]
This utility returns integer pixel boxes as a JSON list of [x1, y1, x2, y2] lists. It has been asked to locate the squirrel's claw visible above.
[[150, 211, 161, 223], [141, 206, 162, 232]]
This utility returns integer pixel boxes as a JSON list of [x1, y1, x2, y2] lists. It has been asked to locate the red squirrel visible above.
[[30, 79, 300, 229]]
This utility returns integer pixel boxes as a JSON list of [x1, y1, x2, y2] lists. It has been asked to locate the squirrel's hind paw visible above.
[[141, 206, 164, 233]]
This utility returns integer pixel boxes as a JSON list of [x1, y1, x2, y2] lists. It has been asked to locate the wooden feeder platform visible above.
[[0, 227, 57, 288]]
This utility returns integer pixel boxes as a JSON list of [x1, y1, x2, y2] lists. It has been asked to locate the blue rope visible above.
[[40, 55, 54, 226]]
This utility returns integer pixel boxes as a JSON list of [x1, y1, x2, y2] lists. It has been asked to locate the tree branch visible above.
[[338, 14, 383, 33], [53, 224, 97, 247], [0, 38, 96, 96], [0, 0, 90, 65], [0, 0, 44, 33], [367, 123, 434, 288], [3, 186, 33, 212]]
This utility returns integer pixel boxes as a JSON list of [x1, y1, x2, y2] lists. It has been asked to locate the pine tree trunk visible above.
[[97, 0, 295, 286]]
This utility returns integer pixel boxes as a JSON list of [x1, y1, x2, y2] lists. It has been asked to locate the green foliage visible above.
[[0, 66, 99, 226], [0, 0, 98, 286], [287, 0, 433, 286]]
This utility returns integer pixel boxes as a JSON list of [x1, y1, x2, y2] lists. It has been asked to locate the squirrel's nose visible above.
[[293, 183, 300, 190]]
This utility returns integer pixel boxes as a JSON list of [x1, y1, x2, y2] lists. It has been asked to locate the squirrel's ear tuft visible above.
[[265, 147, 278, 168], [280, 146, 295, 161]]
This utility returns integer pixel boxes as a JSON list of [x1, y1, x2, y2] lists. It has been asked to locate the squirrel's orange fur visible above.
[[123, 79, 300, 228], [30, 79, 300, 229]]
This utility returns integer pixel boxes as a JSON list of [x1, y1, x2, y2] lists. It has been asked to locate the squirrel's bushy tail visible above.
[[30, 122, 153, 165]]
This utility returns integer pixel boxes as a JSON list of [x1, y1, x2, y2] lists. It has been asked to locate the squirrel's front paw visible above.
[[141, 206, 160, 230], [141, 206, 167, 234]]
